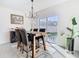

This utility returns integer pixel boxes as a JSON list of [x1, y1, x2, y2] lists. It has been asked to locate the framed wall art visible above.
[[11, 14, 24, 24]]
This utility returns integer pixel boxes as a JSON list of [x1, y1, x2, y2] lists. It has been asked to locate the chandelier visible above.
[[31, 0, 33, 18], [29, 0, 37, 18]]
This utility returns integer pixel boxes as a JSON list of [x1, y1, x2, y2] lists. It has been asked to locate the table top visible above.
[[27, 31, 47, 37]]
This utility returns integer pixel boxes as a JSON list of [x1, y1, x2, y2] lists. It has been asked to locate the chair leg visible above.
[[17, 41, 20, 49], [42, 36, 46, 51], [26, 50, 29, 58], [26, 53, 28, 58], [21, 43, 24, 54], [26, 43, 29, 58], [37, 39, 40, 48], [36, 40, 39, 49]]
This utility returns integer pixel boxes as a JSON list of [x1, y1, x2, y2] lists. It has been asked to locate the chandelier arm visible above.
[[31, 1, 33, 18], [31, 0, 34, 2]]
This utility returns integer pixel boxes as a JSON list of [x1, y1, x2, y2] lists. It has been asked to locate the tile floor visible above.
[[72, 51, 79, 58], [0, 42, 76, 58]]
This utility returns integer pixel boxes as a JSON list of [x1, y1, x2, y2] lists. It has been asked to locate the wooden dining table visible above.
[[28, 31, 47, 58]]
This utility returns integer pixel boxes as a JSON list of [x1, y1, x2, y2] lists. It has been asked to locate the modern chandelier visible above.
[[31, 0, 34, 18], [30, 0, 37, 18]]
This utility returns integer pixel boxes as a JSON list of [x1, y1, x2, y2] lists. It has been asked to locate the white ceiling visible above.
[[0, 0, 69, 12]]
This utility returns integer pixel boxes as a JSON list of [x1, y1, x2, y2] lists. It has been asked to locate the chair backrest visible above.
[[33, 28, 38, 32], [19, 29, 28, 45], [28, 33, 35, 42], [15, 29, 22, 42], [39, 28, 45, 32]]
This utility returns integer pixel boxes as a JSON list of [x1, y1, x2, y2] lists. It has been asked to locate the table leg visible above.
[[42, 36, 46, 50], [32, 36, 36, 58]]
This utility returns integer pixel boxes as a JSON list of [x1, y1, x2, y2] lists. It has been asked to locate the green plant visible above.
[[66, 17, 77, 51], [67, 17, 77, 38]]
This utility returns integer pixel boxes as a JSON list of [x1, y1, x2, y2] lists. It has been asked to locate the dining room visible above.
[[0, 0, 79, 58]]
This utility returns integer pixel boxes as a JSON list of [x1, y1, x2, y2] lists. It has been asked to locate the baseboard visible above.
[[0, 41, 10, 45]]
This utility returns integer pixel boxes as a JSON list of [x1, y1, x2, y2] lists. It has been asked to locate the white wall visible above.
[[0, 6, 31, 44], [37, 0, 79, 47]]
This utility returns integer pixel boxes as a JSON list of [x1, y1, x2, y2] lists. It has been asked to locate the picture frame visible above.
[[11, 14, 24, 24]]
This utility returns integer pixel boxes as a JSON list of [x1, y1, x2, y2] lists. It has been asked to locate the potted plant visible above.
[[66, 17, 77, 53]]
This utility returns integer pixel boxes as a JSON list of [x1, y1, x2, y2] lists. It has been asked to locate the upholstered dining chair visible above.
[[33, 28, 38, 32], [19, 29, 30, 57], [15, 29, 29, 57], [37, 28, 46, 50], [15, 29, 23, 52]]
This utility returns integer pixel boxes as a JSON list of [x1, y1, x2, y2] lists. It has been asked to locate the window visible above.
[[47, 16, 58, 26], [47, 16, 58, 32], [39, 18, 46, 28], [33, 16, 58, 32]]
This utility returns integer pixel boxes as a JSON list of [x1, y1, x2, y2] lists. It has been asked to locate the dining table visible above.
[[27, 31, 47, 58]]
